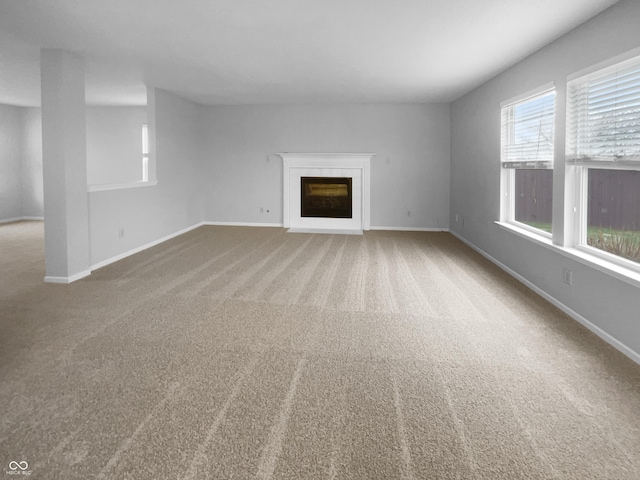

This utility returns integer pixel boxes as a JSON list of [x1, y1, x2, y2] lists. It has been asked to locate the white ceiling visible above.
[[0, 0, 620, 107]]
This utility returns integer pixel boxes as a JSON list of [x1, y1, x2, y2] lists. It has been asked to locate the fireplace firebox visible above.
[[301, 177, 352, 218]]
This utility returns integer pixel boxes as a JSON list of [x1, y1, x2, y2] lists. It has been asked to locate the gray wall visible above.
[[200, 104, 450, 229], [86, 106, 147, 186], [89, 88, 203, 266], [0, 104, 43, 221], [450, 0, 640, 356], [0, 104, 23, 221], [21, 107, 43, 217]]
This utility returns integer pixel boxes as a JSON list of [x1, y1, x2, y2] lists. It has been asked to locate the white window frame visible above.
[[571, 166, 640, 274], [142, 123, 149, 182], [567, 53, 640, 275], [500, 83, 556, 239]]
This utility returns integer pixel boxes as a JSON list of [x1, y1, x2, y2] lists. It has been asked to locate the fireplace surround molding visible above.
[[280, 153, 374, 234]]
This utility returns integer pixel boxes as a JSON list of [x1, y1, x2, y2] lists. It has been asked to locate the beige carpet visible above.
[[1, 221, 639, 479]]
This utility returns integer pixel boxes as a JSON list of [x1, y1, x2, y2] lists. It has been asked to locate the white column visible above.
[[41, 49, 91, 283]]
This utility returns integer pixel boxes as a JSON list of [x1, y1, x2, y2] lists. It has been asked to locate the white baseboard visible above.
[[203, 221, 284, 228], [449, 230, 640, 366], [0, 216, 44, 224], [44, 269, 91, 284], [90, 222, 205, 271], [370, 226, 449, 232], [202, 223, 448, 233], [287, 228, 363, 235], [0, 217, 24, 224]]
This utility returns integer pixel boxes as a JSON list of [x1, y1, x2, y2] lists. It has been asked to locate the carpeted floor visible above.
[[1, 220, 639, 479]]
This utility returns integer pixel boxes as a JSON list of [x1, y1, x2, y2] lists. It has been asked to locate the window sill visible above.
[[496, 221, 640, 289], [495, 221, 554, 248], [87, 180, 158, 193]]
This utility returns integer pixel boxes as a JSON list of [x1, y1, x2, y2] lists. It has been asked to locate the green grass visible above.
[[587, 227, 640, 264], [517, 221, 640, 264], [521, 221, 552, 233]]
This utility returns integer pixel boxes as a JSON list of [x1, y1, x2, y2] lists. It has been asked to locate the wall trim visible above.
[[287, 228, 363, 235], [449, 230, 640, 366], [44, 269, 91, 284], [0, 216, 44, 224], [90, 222, 206, 272], [370, 226, 449, 232], [88, 180, 158, 193], [0, 217, 23, 224], [202, 223, 448, 232], [88, 220, 311, 278], [203, 221, 284, 228]]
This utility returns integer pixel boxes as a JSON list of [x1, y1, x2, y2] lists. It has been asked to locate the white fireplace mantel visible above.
[[280, 153, 374, 234]]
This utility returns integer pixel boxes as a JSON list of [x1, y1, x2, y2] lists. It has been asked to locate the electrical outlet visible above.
[[260, 207, 264, 213], [563, 268, 573, 286], [407, 210, 411, 217], [455, 214, 459, 223], [118, 227, 125, 239]]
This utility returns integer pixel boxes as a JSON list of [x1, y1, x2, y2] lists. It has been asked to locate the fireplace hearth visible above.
[[301, 177, 352, 218]]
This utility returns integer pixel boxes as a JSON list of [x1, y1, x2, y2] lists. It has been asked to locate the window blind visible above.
[[567, 56, 640, 164], [501, 90, 555, 169]]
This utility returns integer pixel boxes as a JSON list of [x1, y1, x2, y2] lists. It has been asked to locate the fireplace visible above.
[[280, 153, 374, 234], [301, 177, 352, 218]]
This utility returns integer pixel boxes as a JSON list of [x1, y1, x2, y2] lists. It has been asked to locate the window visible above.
[[142, 123, 149, 182], [501, 87, 556, 235], [567, 55, 640, 268]]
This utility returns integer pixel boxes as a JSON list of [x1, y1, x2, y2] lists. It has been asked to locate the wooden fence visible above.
[[514, 169, 640, 231]]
